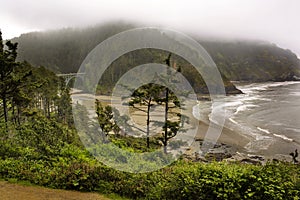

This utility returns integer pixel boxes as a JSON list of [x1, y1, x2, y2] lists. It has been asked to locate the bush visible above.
[[0, 116, 299, 199], [0, 157, 299, 199]]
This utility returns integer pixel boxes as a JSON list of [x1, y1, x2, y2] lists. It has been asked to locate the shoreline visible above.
[[184, 120, 249, 159], [184, 120, 296, 163], [195, 121, 250, 152], [71, 91, 298, 163]]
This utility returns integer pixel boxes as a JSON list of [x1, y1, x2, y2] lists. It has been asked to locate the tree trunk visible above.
[[2, 94, 9, 132], [164, 88, 169, 154], [3, 95, 8, 123], [12, 102, 15, 124], [17, 105, 21, 125], [146, 98, 152, 148]]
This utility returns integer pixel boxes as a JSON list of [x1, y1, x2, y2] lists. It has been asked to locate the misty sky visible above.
[[1, 0, 300, 56]]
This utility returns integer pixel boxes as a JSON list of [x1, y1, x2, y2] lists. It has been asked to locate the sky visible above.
[[1, 0, 300, 57]]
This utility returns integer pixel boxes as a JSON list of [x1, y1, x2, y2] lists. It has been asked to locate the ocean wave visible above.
[[255, 134, 272, 140], [257, 127, 271, 134], [268, 81, 300, 88], [224, 100, 243, 108], [229, 117, 239, 125], [256, 127, 294, 142], [237, 81, 300, 94], [273, 134, 294, 142], [235, 104, 258, 114]]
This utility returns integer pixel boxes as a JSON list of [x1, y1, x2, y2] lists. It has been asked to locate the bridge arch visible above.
[[57, 73, 85, 87]]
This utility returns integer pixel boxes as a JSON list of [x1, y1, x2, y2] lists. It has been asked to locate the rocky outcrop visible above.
[[183, 140, 295, 165]]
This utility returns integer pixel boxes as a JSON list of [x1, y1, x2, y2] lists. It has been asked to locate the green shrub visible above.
[[1, 117, 299, 199], [0, 157, 299, 199]]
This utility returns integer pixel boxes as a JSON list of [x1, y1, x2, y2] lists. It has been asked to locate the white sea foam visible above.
[[192, 104, 201, 120], [224, 100, 243, 108], [237, 81, 300, 95], [273, 134, 294, 142], [239, 84, 269, 93], [235, 104, 258, 114], [257, 127, 271, 134], [229, 118, 239, 125], [256, 135, 272, 140], [268, 81, 300, 88]]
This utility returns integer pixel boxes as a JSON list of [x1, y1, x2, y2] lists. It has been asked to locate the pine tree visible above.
[[159, 54, 182, 154], [95, 100, 118, 141], [0, 31, 20, 125], [129, 83, 162, 148]]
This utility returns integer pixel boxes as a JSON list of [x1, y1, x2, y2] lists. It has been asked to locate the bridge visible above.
[[56, 73, 85, 86]]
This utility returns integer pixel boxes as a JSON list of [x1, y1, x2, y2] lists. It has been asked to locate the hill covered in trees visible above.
[[11, 22, 300, 92]]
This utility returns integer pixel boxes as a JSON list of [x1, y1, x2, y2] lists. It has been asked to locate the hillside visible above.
[[200, 40, 300, 81], [11, 23, 300, 94]]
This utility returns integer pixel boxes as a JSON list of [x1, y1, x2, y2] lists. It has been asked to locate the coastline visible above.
[[184, 120, 250, 158], [184, 120, 296, 163], [195, 121, 250, 151], [71, 90, 298, 163]]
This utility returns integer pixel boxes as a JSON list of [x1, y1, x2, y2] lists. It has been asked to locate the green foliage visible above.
[[95, 100, 118, 136], [129, 83, 167, 148], [15, 114, 80, 157], [1, 113, 299, 199], [201, 40, 300, 82], [0, 111, 299, 199], [1, 154, 299, 199], [0, 32, 21, 124], [110, 134, 161, 153]]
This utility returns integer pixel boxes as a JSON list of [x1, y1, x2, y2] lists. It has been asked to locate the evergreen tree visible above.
[[0, 31, 20, 125], [159, 54, 182, 153], [129, 83, 162, 148], [95, 100, 118, 141]]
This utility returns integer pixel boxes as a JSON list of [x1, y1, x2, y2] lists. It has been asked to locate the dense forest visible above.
[[1, 27, 300, 199], [11, 22, 300, 82]]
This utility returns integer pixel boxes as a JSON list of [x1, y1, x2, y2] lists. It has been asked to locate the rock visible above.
[[225, 152, 265, 165], [248, 155, 264, 161], [266, 154, 293, 163], [205, 149, 232, 161], [240, 158, 262, 165]]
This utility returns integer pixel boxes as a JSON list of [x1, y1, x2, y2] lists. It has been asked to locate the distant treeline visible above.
[[11, 22, 300, 93]]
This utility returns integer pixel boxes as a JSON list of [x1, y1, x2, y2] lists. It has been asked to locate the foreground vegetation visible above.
[[1, 30, 300, 199], [1, 124, 300, 200]]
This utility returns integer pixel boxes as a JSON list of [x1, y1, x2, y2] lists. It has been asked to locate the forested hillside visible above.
[[11, 22, 300, 83], [201, 40, 300, 81]]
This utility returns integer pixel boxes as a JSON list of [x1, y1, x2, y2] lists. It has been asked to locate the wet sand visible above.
[[195, 121, 250, 151]]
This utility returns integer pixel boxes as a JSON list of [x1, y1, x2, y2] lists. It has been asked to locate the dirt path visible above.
[[0, 181, 110, 200]]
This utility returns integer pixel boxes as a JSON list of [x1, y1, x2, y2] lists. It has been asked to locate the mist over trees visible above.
[[11, 22, 300, 83]]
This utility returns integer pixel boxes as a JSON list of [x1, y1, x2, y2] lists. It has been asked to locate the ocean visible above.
[[196, 81, 300, 154]]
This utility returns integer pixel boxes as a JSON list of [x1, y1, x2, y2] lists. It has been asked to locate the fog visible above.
[[1, 0, 300, 56]]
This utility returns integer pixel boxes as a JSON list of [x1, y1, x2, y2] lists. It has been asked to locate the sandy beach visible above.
[[72, 91, 297, 160], [195, 121, 250, 151]]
